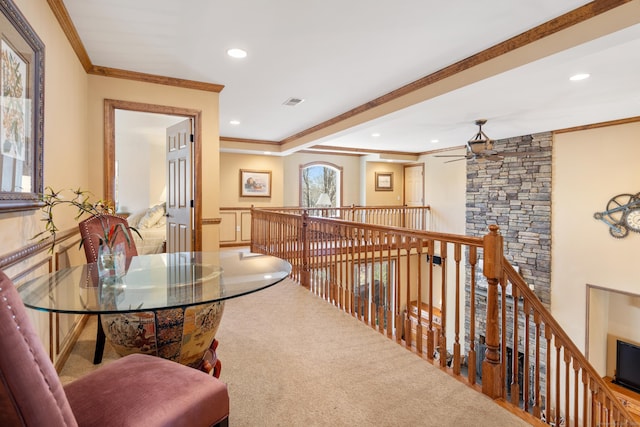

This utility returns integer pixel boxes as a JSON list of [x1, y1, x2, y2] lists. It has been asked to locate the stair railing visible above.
[[250, 207, 636, 426]]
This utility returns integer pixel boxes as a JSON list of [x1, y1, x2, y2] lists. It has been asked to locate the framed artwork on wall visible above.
[[0, 0, 45, 212], [240, 169, 272, 197], [375, 172, 393, 191]]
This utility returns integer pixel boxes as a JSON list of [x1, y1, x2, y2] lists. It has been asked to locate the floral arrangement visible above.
[[34, 187, 140, 253]]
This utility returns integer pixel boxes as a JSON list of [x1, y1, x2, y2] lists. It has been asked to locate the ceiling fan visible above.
[[436, 119, 533, 163]]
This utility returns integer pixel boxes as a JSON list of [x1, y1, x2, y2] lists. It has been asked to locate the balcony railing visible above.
[[250, 207, 636, 426]]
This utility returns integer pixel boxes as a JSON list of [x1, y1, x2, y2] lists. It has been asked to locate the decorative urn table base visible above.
[[101, 301, 225, 373]]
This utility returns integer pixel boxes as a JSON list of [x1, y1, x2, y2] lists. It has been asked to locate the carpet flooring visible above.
[[60, 278, 531, 426]]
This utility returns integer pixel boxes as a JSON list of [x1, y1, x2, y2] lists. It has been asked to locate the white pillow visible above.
[[126, 209, 147, 228], [138, 204, 165, 229]]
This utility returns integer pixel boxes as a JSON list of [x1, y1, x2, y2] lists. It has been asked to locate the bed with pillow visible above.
[[126, 203, 167, 254]]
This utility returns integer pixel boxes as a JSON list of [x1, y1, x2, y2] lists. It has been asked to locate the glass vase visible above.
[[97, 242, 126, 279]]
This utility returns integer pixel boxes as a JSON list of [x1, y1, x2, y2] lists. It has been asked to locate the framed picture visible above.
[[240, 169, 272, 197], [0, 0, 45, 212], [375, 172, 393, 191]]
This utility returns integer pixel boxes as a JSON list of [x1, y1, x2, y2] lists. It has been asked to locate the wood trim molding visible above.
[[553, 115, 640, 134], [49, 0, 631, 151], [220, 136, 280, 145], [279, 0, 631, 145], [220, 207, 252, 211], [103, 99, 204, 251], [202, 217, 222, 225], [46, 0, 92, 72], [90, 66, 224, 93], [46, 0, 223, 93], [0, 228, 77, 270]]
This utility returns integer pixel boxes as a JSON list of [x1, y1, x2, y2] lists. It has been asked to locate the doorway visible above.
[[103, 99, 203, 251], [404, 163, 424, 206]]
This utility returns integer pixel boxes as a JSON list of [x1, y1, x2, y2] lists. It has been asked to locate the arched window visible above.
[[299, 162, 342, 207]]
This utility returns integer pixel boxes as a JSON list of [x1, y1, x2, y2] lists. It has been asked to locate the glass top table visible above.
[[18, 251, 292, 315]]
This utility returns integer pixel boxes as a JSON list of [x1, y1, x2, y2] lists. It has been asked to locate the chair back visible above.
[[0, 271, 78, 426], [78, 214, 138, 263]]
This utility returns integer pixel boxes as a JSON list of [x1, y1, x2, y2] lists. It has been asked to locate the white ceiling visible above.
[[63, 0, 640, 156]]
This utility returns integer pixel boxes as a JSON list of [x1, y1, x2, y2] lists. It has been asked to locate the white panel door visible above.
[[166, 119, 193, 253]]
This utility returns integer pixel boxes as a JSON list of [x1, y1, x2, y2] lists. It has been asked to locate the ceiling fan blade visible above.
[[444, 157, 468, 163], [498, 151, 541, 157], [483, 155, 504, 161], [435, 154, 467, 158]]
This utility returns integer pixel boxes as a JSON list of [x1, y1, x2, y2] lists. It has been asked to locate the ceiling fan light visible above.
[[468, 139, 486, 154]]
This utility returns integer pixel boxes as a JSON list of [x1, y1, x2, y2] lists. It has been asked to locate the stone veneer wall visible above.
[[466, 131, 553, 306], [464, 132, 552, 403]]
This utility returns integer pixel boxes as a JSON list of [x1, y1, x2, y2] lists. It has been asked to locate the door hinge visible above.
[[190, 199, 194, 208], [190, 134, 194, 143]]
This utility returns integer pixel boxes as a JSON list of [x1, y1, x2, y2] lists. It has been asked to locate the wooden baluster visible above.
[[591, 380, 598, 427], [533, 312, 541, 418], [564, 350, 571, 426], [439, 241, 447, 369], [415, 240, 423, 356], [395, 237, 402, 344], [453, 243, 461, 376], [301, 211, 310, 288], [404, 241, 413, 350], [555, 337, 561, 427], [370, 230, 378, 330], [511, 286, 520, 404], [573, 362, 580, 427], [468, 246, 477, 385], [523, 300, 530, 412], [385, 233, 392, 338], [500, 273, 507, 397], [363, 230, 370, 324], [545, 322, 552, 422], [348, 228, 355, 316], [482, 225, 503, 398]]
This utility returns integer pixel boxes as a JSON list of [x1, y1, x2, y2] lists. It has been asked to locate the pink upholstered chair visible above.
[[0, 270, 229, 427], [78, 214, 139, 364]]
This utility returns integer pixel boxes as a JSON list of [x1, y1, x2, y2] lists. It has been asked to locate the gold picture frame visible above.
[[375, 172, 393, 191], [240, 169, 272, 197]]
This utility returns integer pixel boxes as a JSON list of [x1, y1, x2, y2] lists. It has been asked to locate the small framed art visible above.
[[375, 172, 393, 191], [240, 169, 272, 197]]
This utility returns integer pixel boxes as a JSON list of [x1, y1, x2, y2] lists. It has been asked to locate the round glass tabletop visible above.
[[18, 251, 291, 314]]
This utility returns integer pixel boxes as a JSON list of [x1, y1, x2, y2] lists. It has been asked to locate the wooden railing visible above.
[[250, 207, 637, 426], [255, 205, 431, 230]]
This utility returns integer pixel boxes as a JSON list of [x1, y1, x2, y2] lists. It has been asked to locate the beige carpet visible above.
[[60, 279, 531, 426]]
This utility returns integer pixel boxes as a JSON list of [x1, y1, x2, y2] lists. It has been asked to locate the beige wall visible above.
[[365, 162, 404, 205], [554, 122, 640, 374], [87, 76, 220, 249], [219, 152, 284, 207], [422, 147, 467, 235], [0, 0, 222, 258], [1, 0, 90, 261]]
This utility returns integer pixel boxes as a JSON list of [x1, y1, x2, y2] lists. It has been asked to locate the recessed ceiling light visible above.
[[431, 139, 439, 143], [263, 151, 271, 155], [227, 48, 247, 59], [371, 133, 381, 137], [569, 73, 590, 81], [229, 120, 240, 125]]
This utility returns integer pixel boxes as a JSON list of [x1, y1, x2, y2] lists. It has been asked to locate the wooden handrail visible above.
[[251, 206, 637, 426]]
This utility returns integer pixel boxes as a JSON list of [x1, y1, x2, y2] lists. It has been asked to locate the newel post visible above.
[[301, 210, 310, 288], [482, 224, 503, 399]]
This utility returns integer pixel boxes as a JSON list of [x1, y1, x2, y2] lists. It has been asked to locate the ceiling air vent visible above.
[[283, 97, 305, 106]]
